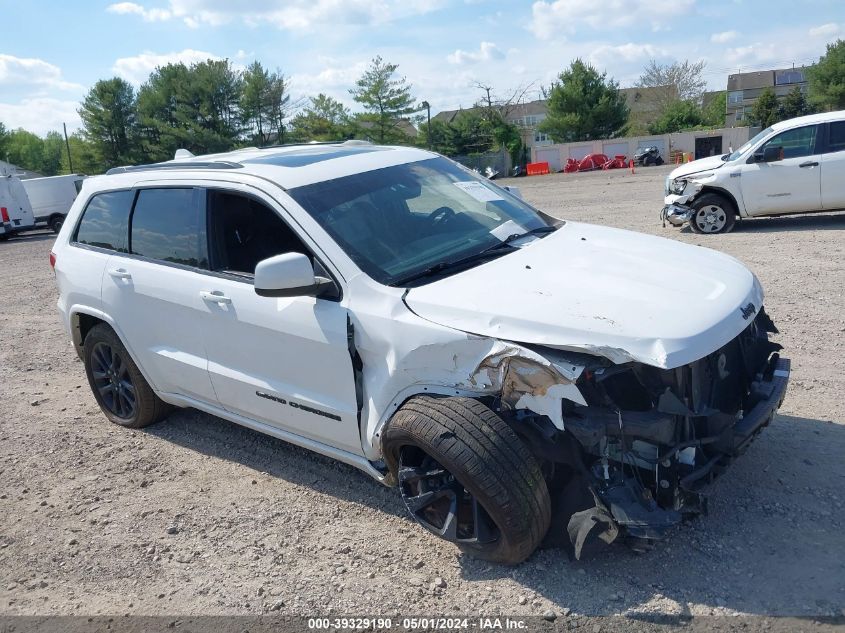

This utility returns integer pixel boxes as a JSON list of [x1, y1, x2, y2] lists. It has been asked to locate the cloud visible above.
[[447, 42, 505, 65], [711, 30, 738, 43], [809, 23, 840, 38], [112, 49, 222, 84], [289, 61, 372, 108], [107, 2, 172, 21], [590, 43, 668, 65], [0, 98, 82, 135], [106, 0, 447, 30], [0, 54, 83, 92], [529, 0, 695, 39]]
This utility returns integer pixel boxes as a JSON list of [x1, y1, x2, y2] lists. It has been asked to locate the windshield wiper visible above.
[[392, 225, 557, 286], [497, 225, 557, 247], [392, 247, 516, 286]]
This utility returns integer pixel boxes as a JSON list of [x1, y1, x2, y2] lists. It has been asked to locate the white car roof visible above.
[[104, 142, 439, 190], [770, 109, 845, 132]]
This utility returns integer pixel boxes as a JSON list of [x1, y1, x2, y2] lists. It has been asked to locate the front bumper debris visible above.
[[513, 309, 790, 558], [661, 203, 693, 227]]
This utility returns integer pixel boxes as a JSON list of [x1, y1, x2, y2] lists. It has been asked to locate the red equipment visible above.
[[526, 161, 550, 176], [563, 154, 610, 173], [601, 155, 629, 170]]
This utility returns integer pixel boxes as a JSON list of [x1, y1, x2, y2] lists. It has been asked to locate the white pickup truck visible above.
[[662, 110, 845, 233]]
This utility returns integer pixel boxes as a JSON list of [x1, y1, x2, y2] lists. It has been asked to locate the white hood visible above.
[[670, 154, 728, 179], [404, 222, 763, 369]]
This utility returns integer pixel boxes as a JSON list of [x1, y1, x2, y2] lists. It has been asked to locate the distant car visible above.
[[662, 110, 845, 234], [51, 143, 789, 563], [633, 146, 664, 167]]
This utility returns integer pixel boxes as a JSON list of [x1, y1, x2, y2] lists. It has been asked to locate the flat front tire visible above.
[[383, 396, 551, 565], [82, 323, 170, 429]]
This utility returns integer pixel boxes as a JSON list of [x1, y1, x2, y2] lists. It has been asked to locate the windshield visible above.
[[726, 127, 773, 161], [288, 157, 554, 286]]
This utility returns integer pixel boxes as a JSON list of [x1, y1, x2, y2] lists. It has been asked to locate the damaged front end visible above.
[[495, 308, 790, 558]]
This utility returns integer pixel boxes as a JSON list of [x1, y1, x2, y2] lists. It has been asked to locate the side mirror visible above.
[[254, 252, 334, 298], [754, 146, 783, 163]]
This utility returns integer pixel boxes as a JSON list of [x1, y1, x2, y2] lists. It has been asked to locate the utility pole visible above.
[[421, 101, 431, 150], [62, 122, 74, 173]]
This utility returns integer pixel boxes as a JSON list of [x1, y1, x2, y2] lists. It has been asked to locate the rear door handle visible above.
[[799, 161, 819, 168], [200, 290, 232, 304], [108, 268, 132, 279]]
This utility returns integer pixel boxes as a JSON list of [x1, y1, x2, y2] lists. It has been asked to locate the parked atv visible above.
[[633, 146, 665, 166]]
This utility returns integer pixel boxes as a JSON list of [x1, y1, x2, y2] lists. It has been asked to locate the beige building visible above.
[[620, 85, 678, 134]]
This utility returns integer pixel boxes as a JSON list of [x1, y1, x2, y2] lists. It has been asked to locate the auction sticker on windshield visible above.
[[453, 180, 503, 202]]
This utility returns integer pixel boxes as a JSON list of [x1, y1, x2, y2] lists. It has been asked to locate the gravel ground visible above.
[[1, 166, 844, 621]]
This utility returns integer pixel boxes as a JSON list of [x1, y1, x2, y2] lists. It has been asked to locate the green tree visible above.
[[0, 122, 8, 160], [60, 133, 103, 175], [702, 91, 727, 126], [649, 100, 704, 134], [415, 118, 454, 155], [1, 128, 65, 175], [137, 59, 242, 161], [349, 56, 416, 144], [446, 111, 490, 155], [241, 62, 291, 145], [41, 131, 64, 175], [780, 85, 812, 120], [3, 129, 44, 172], [290, 94, 351, 142], [78, 77, 138, 168], [749, 87, 781, 128], [808, 39, 845, 111], [538, 60, 629, 142]]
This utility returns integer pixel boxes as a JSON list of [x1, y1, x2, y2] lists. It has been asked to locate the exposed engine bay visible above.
[[497, 308, 790, 558]]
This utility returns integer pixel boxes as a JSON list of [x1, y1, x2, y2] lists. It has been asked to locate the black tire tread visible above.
[[384, 396, 551, 564], [83, 323, 170, 429]]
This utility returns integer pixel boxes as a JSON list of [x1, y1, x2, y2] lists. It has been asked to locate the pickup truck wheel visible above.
[[689, 193, 736, 234], [49, 215, 64, 233], [383, 396, 551, 565], [83, 324, 170, 429]]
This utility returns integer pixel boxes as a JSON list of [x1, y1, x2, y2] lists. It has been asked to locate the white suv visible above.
[[662, 110, 845, 233], [52, 143, 790, 563]]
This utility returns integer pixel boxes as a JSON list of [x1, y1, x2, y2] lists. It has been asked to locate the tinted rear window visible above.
[[74, 190, 134, 251], [130, 188, 207, 268]]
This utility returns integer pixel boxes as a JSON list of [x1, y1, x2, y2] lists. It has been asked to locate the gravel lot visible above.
[[1, 166, 844, 620]]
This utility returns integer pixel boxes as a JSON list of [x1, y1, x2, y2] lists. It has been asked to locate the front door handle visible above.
[[200, 290, 232, 304], [108, 268, 132, 279], [799, 161, 819, 168]]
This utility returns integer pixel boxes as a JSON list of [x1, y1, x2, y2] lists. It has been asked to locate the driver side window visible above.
[[206, 190, 312, 276], [761, 125, 819, 160]]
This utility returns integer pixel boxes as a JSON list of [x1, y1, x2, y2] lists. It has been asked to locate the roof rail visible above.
[[105, 160, 244, 175]]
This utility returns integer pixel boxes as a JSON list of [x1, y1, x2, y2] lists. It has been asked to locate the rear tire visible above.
[[655, 156, 664, 166], [383, 396, 551, 565], [689, 193, 737, 234], [82, 323, 170, 429], [49, 215, 64, 233]]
